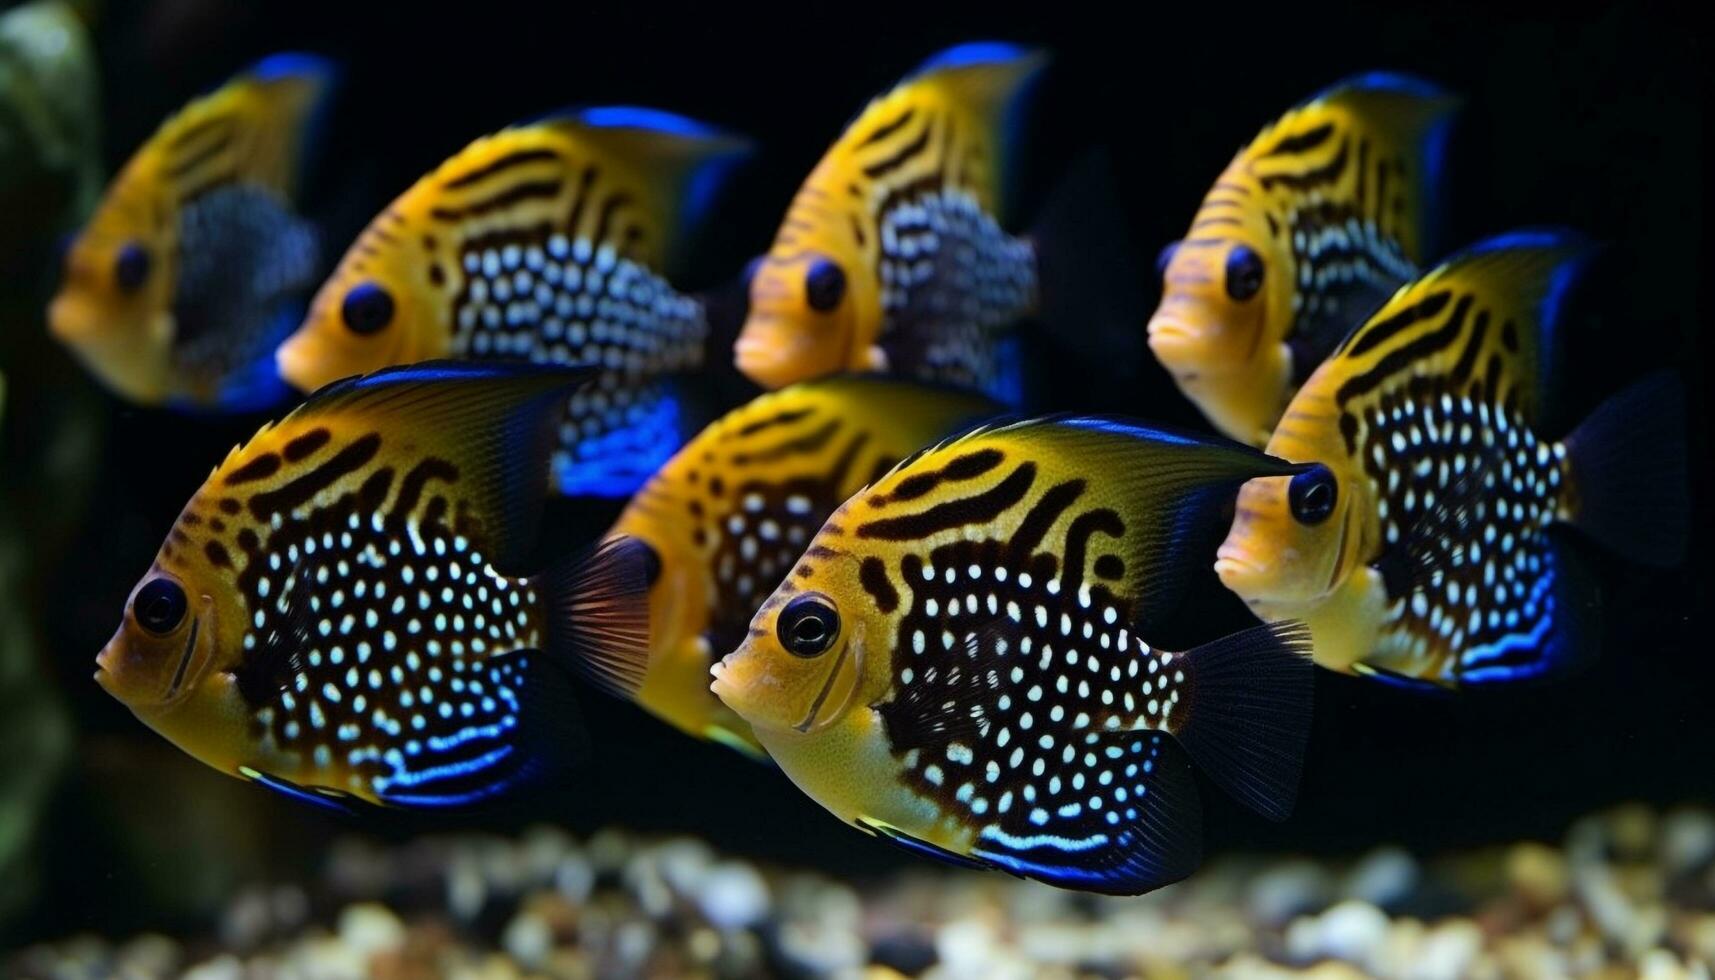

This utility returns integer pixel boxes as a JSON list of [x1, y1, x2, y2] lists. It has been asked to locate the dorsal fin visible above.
[[527, 106, 751, 274], [1335, 229, 1595, 420], [901, 42, 1049, 221], [291, 361, 596, 572], [153, 52, 338, 204]]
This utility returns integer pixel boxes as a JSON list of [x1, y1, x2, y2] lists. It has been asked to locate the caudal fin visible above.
[[1562, 371, 1688, 567], [1030, 151, 1148, 379], [538, 535, 653, 699], [1169, 621, 1315, 821]]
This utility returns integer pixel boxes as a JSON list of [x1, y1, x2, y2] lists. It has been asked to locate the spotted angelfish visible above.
[[735, 42, 1057, 404], [278, 107, 749, 498], [94, 361, 651, 810], [1216, 232, 1686, 688], [712, 416, 1315, 894], [610, 375, 999, 757], [50, 53, 333, 410], [1149, 73, 1458, 447]]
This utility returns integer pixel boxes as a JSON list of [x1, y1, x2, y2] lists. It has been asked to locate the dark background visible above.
[[3, 0, 1707, 941]]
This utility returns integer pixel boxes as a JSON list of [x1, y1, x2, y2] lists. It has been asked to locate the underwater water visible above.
[[0, 1, 1707, 977]]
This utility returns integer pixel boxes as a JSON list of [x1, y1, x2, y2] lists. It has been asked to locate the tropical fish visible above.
[[277, 107, 749, 498], [712, 416, 1315, 894], [1216, 232, 1686, 688], [736, 42, 1132, 405], [93, 361, 651, 810], [1148, 73, 1458, 447], [610, 374, 1000, 757], [49, 53, 334, 410]]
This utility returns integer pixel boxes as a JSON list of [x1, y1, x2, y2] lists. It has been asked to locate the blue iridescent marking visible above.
[[553, 387, 684, 498]]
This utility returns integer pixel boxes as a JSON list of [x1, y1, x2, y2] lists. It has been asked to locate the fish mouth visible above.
[[733, 333, 802, 390], [275, 332, 334, 394], [1145, 317, 1207, 377], [1213, 548, 1268, 605]]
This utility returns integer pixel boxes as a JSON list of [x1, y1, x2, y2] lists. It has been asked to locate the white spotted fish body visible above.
[[712, 416, 1315, 895], [609, 375, 1000, 756], [1217, 232, 1687, 688], [278, 107, 749, 497], [93, 362, 650, 810]]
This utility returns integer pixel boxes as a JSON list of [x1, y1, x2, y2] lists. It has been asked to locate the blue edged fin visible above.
[[236, 53, 340, 198], [369, 650, 591, 808], [240, 767, 362, 815], [535, 535, 652, 700], [968, 732, 1204, 896], [907, 42, 1048, 223], [858, 818, 991, 871], [536, 106, 751, 274], [299, 360, 597, 574], [553, 379, 692, 498], [1310, 72, 1459, 258], [1562, 371, 1688, 567], [1167, 621, 1314, 821]]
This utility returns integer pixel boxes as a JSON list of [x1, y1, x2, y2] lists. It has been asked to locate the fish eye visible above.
[[1288, 464, 1338, 526], [778, 592, 840, 658], [114, 242, 151, 292], [1156, 240, 1180, 278], [341, 281, 395, 335], [1225, 244, 1264, 302], [133, 577, 188, 635], [804, 259, 846, 313]]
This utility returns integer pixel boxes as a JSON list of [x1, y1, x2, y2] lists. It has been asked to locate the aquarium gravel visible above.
[[8, 803, 1713, 979]]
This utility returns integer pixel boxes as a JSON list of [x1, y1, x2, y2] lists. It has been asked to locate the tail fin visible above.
[[1029, 151, 1149, 382], [1561, 371, 1688, 566], [537, 107, 751, 275], [1304, 73, 1460, 259], [537, 535, 653, 698], [1169, 621, 1315, 821]]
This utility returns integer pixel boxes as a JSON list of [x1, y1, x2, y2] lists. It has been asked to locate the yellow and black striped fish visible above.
[[50, 54, 334, 410], [1149, 74, 1458, 446], [94, 361, 651, 811], [712, 417, 1314, 895], [609, 375, 1000, 756], [1217, 232, 1686, 688], [278, 107, 749, 497], [734, 43, 1048, 403]]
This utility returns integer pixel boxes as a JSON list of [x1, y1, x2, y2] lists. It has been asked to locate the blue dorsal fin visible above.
[[904, 41, 1049, 222], [531, 105, 751, 274]]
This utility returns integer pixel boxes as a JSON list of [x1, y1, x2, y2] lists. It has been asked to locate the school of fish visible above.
[[46, 42, 1685, 895]]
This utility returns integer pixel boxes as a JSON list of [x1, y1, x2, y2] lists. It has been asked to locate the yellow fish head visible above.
[[277, 244, 439, 394], [1147, 212, 1294, 446], [735, 246, 873, 390], [95, 548, 253, 772], [712, 564, 879, 739], [49, 174, 178, 404], [1216, 381, 1357, 609]]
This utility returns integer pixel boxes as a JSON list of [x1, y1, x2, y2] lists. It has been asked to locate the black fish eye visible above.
[[804, 259, 846, 313], [1288, 464, 1338, 526], [341, 281, 395, 335], [133, 577, 188, 635], [115, 242, 151, 292], [1225, 244, 1264, 302], [1156, 240, 1180, 278], [778, 592, 840, 658]]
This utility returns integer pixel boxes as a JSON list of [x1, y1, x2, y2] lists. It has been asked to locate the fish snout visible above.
[[274, 331, 326, 393], [1145, 315, 1209, 376], [1213, 540, 1269, 601], [734, 328, 809, 390]]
